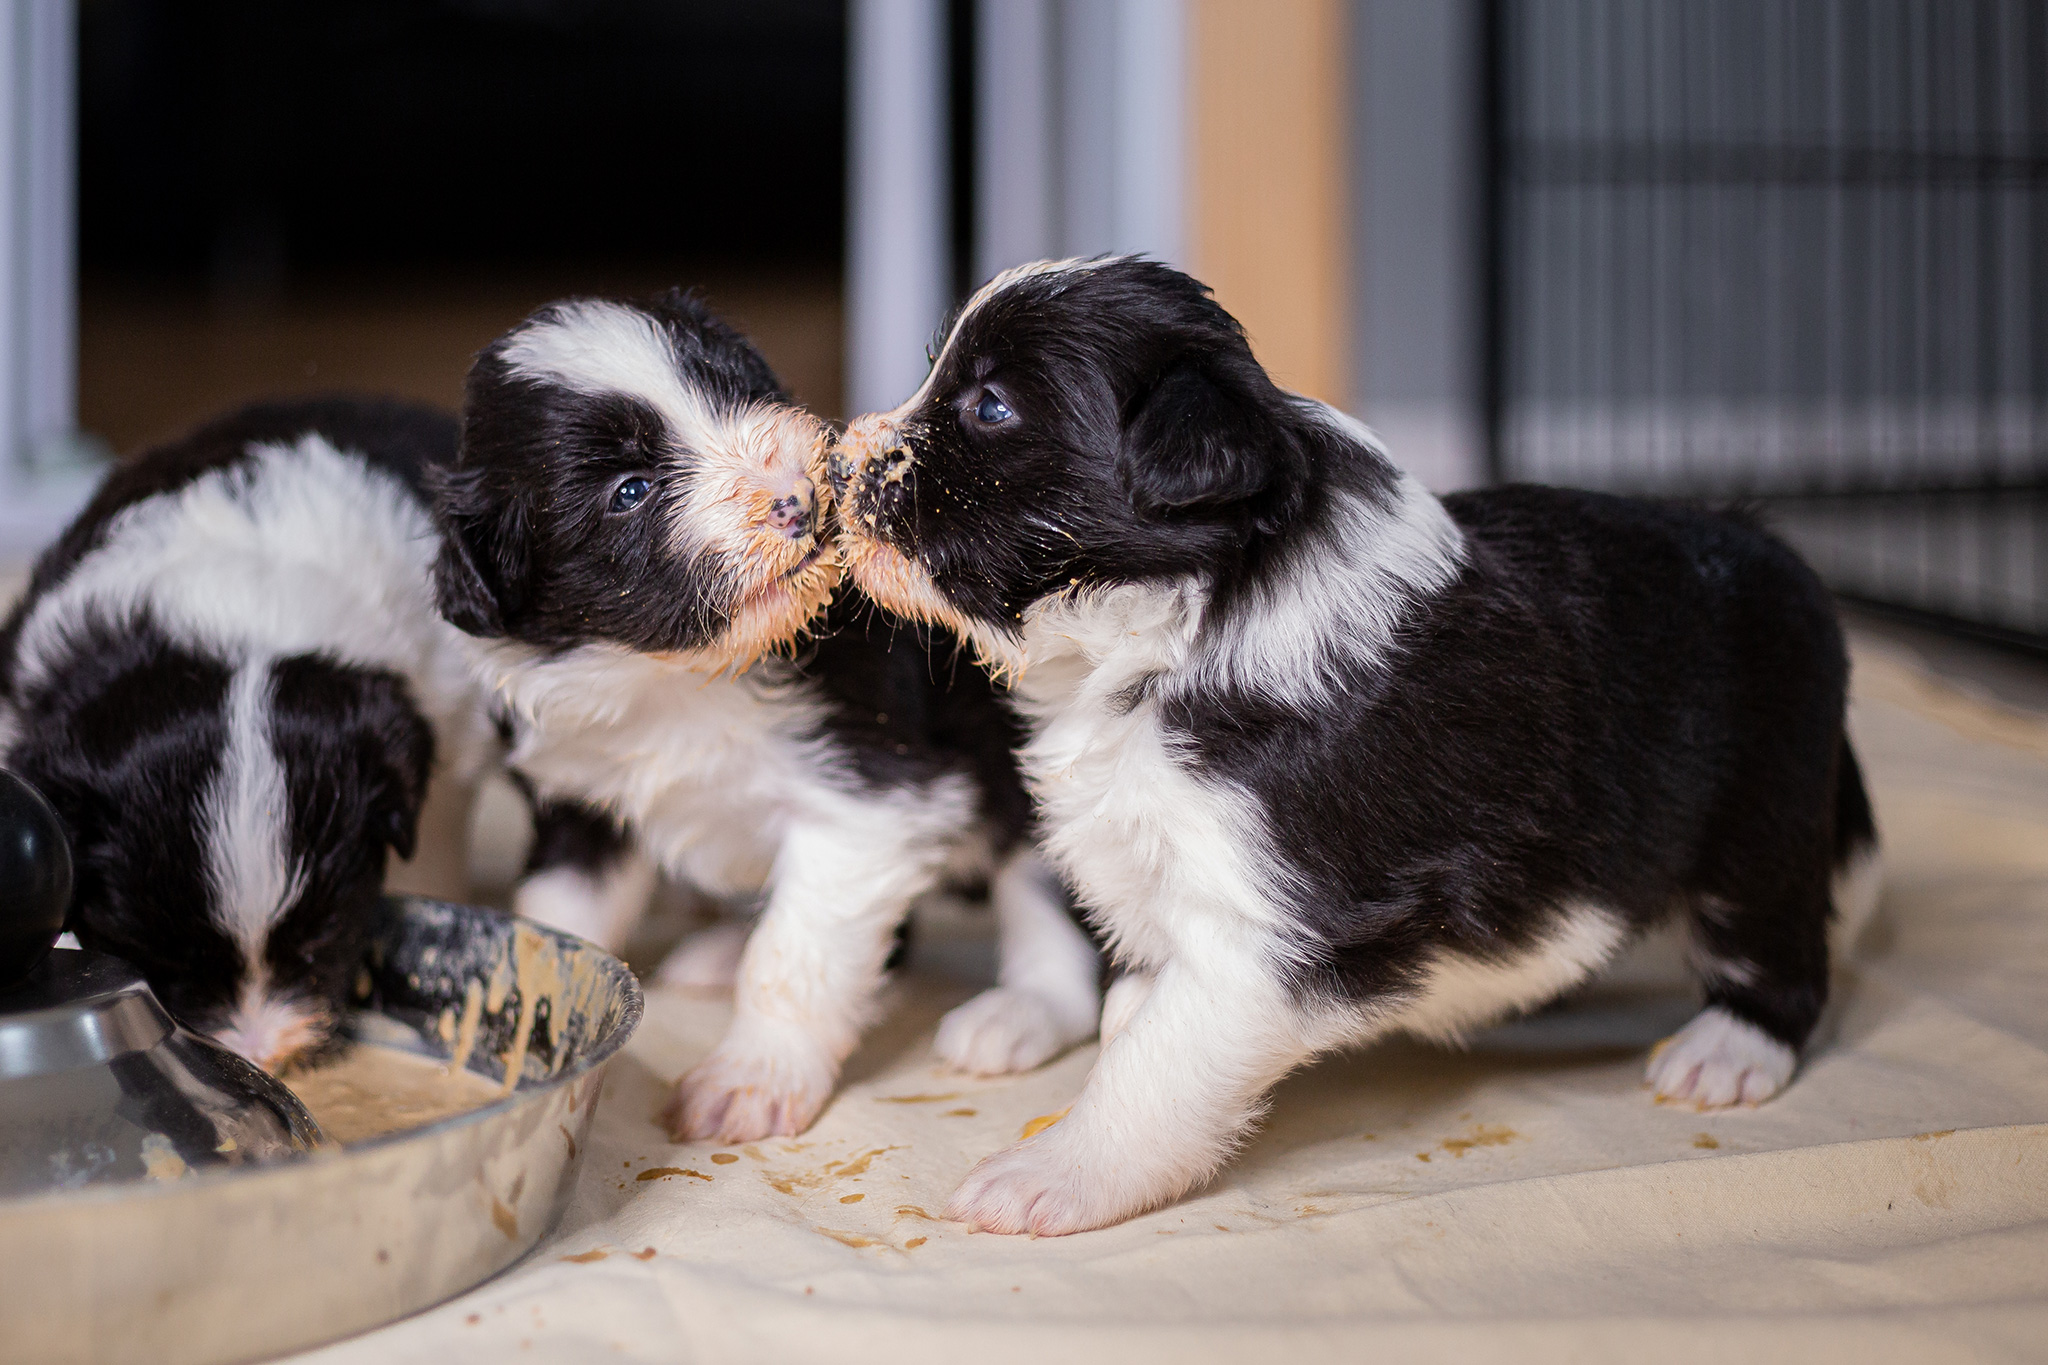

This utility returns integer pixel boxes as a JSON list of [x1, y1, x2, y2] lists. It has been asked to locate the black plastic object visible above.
[[0, 769, 72, 990]]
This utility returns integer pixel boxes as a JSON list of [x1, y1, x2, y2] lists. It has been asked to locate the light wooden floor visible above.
[[80, 265, 845, 458]]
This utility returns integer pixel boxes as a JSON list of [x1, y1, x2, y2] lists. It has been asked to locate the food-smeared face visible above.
[[436, 292, 840, 672], [830, 256, 1302, 678]]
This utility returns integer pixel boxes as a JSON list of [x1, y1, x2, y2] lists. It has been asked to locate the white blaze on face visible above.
[[204, 660, 318, 1071], [213, 983, 328, 1074], [499, 299, 730, 455]]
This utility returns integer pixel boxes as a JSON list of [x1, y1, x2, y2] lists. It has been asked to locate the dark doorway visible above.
[[78, 0, 849, 451]]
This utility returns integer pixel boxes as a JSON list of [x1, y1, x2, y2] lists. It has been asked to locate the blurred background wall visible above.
[[1, 0, 2042, 648], [1489, 0, 2047, 645]]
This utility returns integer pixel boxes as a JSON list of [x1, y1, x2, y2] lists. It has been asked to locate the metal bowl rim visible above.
[[0, 907, 645, 1214]]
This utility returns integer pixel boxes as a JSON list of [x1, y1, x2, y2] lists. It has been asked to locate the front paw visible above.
[[934, 986, 1092, 1076], [942, 1119, 1184, 1236], [663, 1022, 838, 1142]]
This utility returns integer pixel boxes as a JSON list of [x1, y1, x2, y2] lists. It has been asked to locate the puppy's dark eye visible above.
[[973, 391, 1013, 424], [608, 476, 652, 514]]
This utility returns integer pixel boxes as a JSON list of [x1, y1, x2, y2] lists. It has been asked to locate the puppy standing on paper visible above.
[[832, 257, 1878, 1236], [432, 291, 1102, 1141]]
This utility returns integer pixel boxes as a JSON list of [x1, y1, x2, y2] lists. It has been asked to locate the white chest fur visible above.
[[1013, 585, 1291, 970], [477, 643, 840, 897]]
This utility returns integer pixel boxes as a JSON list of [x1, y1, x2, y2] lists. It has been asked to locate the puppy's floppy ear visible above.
[[1116, 352, 1293, 519], [270, 659, 436, 863], [430, 463, 531, 638], [365, 685, 435, 862]]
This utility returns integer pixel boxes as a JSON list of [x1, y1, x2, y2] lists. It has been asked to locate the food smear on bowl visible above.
[[284, 1045, 505, 1144]]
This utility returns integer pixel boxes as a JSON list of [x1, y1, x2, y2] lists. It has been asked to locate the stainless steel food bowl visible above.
[[0, 895, 644, 1365], [0, 949, 328, 1196]]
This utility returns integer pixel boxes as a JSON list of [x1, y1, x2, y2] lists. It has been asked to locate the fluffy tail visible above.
[[1829, 739, 1882, 963]]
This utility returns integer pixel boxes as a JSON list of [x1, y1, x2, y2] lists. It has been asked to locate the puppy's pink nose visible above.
[[767, 475, 815, 539]]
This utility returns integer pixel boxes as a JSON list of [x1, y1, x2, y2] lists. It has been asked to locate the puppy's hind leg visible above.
[[1828, 740, 1883, 964], [1649, 735, 1872, 1110], [514, 799, 656, 953], [935, 849, 1101, 1075], [1648, 875, 1830, 1110]]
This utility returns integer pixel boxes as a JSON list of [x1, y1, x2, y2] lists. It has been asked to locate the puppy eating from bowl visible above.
[[432, 290, 1101, 1142], [0, 399, 504, 1071], [831, 256, 1879, 1236]]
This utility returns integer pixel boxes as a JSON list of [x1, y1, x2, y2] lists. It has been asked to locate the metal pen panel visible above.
[[1489, 0, 2048, 644]]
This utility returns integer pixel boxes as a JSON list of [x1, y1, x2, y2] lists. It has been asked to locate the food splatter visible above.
[[762, 1145, 908, 1196], [1021, 1108, 1070, 1140], [139, 1133, 188, 1182], [1438, 1124, 1520, 1157], [815, 1227, 879, 1249]]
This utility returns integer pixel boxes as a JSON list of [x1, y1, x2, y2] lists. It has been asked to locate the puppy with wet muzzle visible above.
[[833, 256, 1880, 1235], [432, 290, 1102, 1142], [0, 399, 509, 1072]]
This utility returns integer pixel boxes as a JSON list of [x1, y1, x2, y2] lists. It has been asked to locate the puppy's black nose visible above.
[[767, 475, 815, 539]]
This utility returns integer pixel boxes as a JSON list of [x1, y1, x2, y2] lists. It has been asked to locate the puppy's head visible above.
[[433, 290, 838, 672], [8, 624, 432, 1072], [831, 257, 1335, 677]]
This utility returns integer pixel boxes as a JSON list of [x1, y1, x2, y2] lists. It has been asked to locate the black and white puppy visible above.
[[432, 290, 1101, 1142], [0, 399, 504, 1070], [832, 257, 1881, 1235]]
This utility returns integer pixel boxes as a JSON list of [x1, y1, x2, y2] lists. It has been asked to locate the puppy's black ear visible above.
[[1116, 354, 1290, 518], [370, 693, 434, 862], [269, 659, 436, 863], [430, 464, 530, 638]]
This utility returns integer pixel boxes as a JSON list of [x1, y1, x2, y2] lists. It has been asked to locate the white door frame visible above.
[[845, 0, 1188, 420], [0, 0, 90, 558]]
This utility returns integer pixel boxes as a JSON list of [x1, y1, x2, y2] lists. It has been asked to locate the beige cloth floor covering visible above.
[[287, 635, 2048, 1363]]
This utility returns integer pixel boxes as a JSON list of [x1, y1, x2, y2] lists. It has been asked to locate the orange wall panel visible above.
[[1188, 0, 1351, 407]]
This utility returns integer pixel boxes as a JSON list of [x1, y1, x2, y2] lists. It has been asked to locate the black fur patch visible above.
[[523, 790, 635, 879], [4, 613, 244, 1026], [791, 597, 1031, 836]]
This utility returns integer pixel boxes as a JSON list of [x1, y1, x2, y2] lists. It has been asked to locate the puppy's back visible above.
[[0, 397, 471, 1069], [2, 397, 458, 690]]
